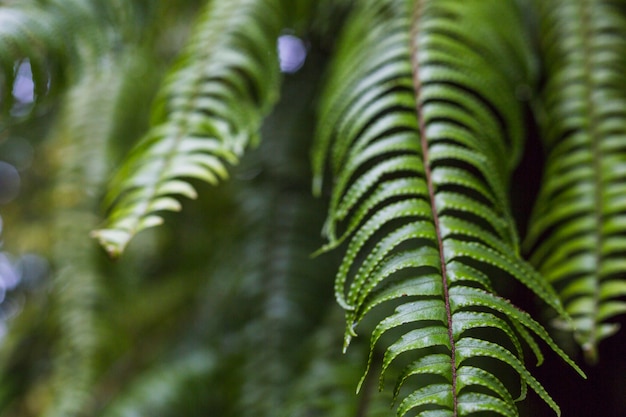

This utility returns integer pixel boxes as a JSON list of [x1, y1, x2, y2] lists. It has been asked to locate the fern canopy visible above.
[[525, 0, 626, 362], [91, 0, 285, 257], [313, 0, 583, 415]]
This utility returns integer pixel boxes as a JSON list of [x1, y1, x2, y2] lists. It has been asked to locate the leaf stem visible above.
[[580, 0, 602, 362], [409, 1, 458, 415]]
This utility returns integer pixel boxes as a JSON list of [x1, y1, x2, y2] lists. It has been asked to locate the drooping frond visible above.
[[42, 56, 126, 417], [88, 49, 340, 416], [233, 181, 333, 416], [312, 0, 584, 416], [92, 0, 286, 258], [220, 59, 340, 416], [524, 0, 626, 362]]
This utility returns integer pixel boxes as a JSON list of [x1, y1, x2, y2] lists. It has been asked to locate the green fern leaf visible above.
[[313, 0, 584, 415], [92, 0, 285, 257], [524, 0, 626, 361], [43, 53, 136, 417]]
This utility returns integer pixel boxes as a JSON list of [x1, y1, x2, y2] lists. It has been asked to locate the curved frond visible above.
[[524, 0, 626, 361], [92, 0, 285, 257], [313, 0, 583, 416], [227, 59, 340, 415]]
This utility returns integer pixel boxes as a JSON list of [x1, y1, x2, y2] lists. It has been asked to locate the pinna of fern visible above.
[[524, 0, 626, 362], [312, 0, 584, 416], [91, 0, 286, 257]]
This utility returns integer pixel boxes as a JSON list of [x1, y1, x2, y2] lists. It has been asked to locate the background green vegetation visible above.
[[0, 1, 625, 416]]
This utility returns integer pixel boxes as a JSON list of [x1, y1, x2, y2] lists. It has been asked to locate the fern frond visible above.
[[224, 59, 340, 415], [524, 0, 626, 362], [234, 189, 333, 415], [313, 0, 583, 416], [42, 56, 124, 417], [92, 0, 285, 258]]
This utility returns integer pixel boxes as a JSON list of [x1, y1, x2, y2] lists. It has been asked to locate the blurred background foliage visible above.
[[0, 1, 392, 416], [0, 1, 624, 416]]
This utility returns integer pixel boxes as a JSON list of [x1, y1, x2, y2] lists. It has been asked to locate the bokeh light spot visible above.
[[277, 34, 307, 73], [12, 60, 35, 104]]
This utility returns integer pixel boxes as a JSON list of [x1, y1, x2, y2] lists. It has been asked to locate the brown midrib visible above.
[[409, 1, 458, 415]]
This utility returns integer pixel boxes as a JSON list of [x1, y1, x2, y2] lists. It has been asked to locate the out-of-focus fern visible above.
[[43, 70, 110, 417], [231, 171, 337, 415], [524, 0, 626, 363], [221, 52, 339, 416], [313, 0, 584, 415], [92, 0, 286, 257], [41, 48, 158, 417], [87, 41, 341, 416]]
